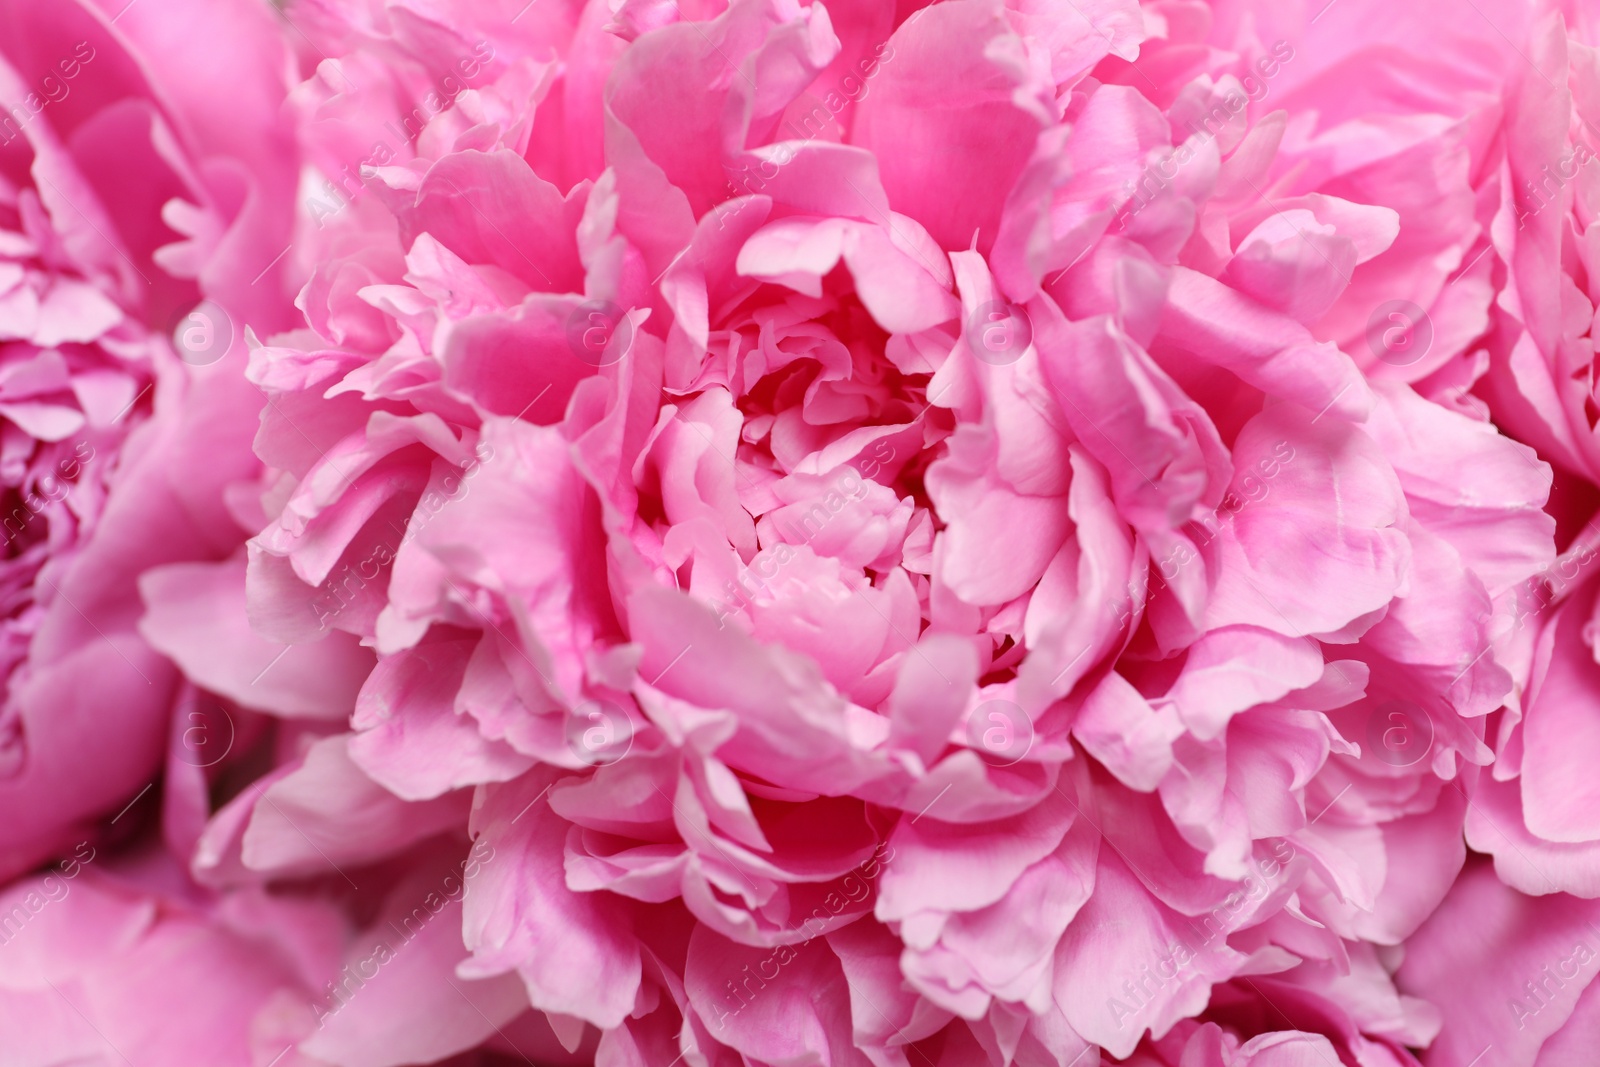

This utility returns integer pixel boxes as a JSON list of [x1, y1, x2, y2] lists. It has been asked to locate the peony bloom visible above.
[[1462, 7, 1600, 910], [0, 684, 351, 1064], [80, 1, 1597, 1067], [0, 857, 345, 1066], [0, 0, 302, 879]]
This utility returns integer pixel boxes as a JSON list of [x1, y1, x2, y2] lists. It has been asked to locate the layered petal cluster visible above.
[[1470, 6, 1600, 902], [1396, 10, 1600, 1061], [16, 0, 1600, 1065], [0, 0, 300, 879], [0, 683, 352, 1067], [113, 0, 1570, 1063]]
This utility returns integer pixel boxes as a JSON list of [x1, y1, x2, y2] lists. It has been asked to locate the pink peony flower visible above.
[[1468, 8, 1600, 907], [0, 859, 344, 1066], [114, 0, 1575, 1061], [0, 0, 302, 879], [33, 0, 1600, 1065], [0, 682, 351, 1064]]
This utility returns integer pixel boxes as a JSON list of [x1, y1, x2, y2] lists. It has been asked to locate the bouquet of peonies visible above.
[[6, 0, 1600, 1064]]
